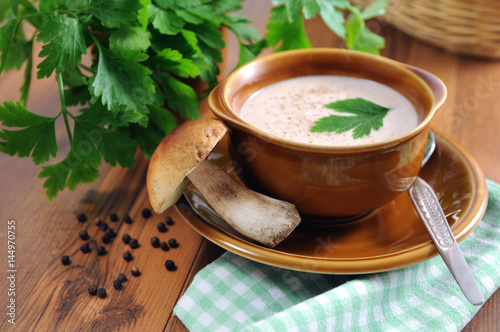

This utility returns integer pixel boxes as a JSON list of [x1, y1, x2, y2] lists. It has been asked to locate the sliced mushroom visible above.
[[147, 118, 301, 247]]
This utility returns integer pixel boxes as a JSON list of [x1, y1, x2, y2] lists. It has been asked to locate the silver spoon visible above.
[[408, 131, 484, 305]]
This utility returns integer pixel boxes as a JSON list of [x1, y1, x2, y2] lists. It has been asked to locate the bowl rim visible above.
[[209, 48, 447, 154]]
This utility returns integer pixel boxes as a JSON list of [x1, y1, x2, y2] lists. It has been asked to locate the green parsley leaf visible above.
[[90, 47, 154, 124], [38, 149, 100, 201], [149, 5, 185, 35], [139, 0, 151, 30], [0, 101, 57, 164], [317, 0, 349, 39], [74, 120, 137, 168], [88, 0, 142, 28], [75, 103, 137, 168], [265, 4, 311, 51], [185, 22, 225, 84], [311, 98, 391, 139], [0, 20, 31, 73], [109, 25, 151, 51], [0, 1, 11, 21], [346, 5, 385, 54], [156, 0, 202, 10], [36, 15, 87, 78], [151, 48, 200, 78], [161, 75, 200, 120], [361, 0, 387, 20], [38, 160, 70, 201]]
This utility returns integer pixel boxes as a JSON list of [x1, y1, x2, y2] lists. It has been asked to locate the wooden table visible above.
[[1, 2, 499, 331]]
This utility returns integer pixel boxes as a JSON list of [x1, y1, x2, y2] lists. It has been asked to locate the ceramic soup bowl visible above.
[[208, 48, 446, 221]]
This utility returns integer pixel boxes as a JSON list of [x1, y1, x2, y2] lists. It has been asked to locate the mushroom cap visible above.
[[147, 118, 228, 214]]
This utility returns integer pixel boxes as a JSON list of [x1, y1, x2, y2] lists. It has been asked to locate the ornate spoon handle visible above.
[[408, 177, 484, 306]]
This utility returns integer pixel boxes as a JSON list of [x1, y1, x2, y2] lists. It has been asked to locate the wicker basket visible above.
[[373, 0, 500, 59]]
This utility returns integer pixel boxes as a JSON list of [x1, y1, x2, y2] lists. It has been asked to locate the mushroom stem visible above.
[[187, 159, 301, 248]]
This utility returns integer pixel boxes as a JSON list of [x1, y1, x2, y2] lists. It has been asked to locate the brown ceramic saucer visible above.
[[175, 128, 488, 274]]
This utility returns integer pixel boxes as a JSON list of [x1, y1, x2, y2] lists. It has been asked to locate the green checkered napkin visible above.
[[174, 180, 500, 331]]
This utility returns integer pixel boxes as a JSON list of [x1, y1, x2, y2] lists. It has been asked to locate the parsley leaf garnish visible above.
[[311, 98, 391, 139]]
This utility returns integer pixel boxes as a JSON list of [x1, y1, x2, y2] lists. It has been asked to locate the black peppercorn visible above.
[[101, 233, 112, 244], [94, 217, 102, 226], [123, 251, 133, 262], [88, 285, 97, 296], [113, 279, 122, 290], [80, 243, 91, 253], [123, 213, 133, 224], [97, 245, 106, 256], [106, 228, 117, 238], [129, 238, 139, 249], [109, 212, 119, 222], [141, 208, 152, 218], [77, 213, 87, 222], [165, 216, 174, 225], [117, 273, 127, 283], [168, 238, 179, 248], [99, 222, 109, 231], [157, 222, 167, 233], [61, 255, 70, 265], [150, 236, 160, 248], [165, 260, 176, 271], [131, 267, 141, 277], [78, 230, 89, 241], [122, 233, 131, 244], [97, 288, 106, 298], [160, 242, 169, 251]]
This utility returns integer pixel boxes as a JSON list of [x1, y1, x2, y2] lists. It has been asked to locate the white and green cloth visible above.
[[174, 180, 500, 331]]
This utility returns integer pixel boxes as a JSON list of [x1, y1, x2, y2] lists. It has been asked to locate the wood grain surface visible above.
[[1, 2, 499, 331]]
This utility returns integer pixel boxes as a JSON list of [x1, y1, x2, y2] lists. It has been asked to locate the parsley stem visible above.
[[79, 63, 95, 74], [57, 73, 73, 146]]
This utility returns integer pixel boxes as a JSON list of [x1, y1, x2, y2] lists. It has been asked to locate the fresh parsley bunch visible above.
[[0, 0, 386, 200]]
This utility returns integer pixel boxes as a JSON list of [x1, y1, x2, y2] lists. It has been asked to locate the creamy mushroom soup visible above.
[[238, 75, 419, 145]]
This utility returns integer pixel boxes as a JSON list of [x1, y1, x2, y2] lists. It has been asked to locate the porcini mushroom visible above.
[[147, 118, 301, 247]]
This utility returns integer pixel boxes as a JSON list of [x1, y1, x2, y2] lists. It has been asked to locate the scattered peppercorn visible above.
[[131, 267, 141, 277], [99, 222, 109, 231], [168, 238, 179, 248], [123, 251, 133, 262], [123, 213, 133, 224], [88, 285, 98, 296], [157, 222, 167, 233], [80, 243, 91, 253], [141, 208, 152, 218], [97, 245, 106, 256], [129, 238, 139, 249], [77, 213, 87, 222], [160, 242, 169, 252], [150, 236, 160, 248], [165, 216, 174, 225], [94, 217, 102, 226], [78, 230, 89, 241], [122, 234, 131, 244], [109, 212, 119, 222], [97, 288, 107, 298], [165, 260, 176, 271], [113, 279, 123, 290], [61, 255, 70, 265], [101, 233, 112, 244], [117, 273, 127, 283], [106, 228, 117, 238]]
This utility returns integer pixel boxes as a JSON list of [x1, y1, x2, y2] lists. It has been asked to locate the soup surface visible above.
[[238, 75, 419, 145]]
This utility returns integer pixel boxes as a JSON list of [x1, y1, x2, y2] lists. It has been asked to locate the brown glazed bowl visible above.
[[208, 48, 446, 221]]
